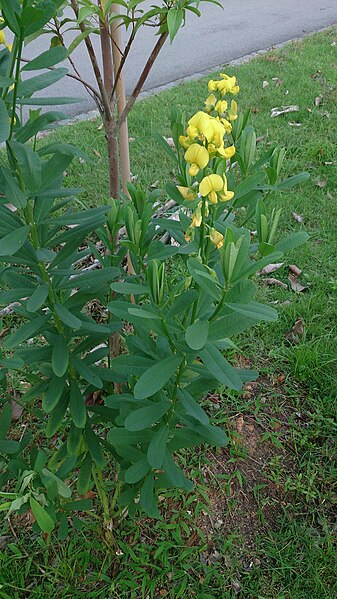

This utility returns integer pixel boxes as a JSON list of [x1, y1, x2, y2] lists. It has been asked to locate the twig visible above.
[[114, 31, 168, 133]]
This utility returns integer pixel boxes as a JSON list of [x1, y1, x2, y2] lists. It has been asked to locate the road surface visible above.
[[20, 0, 337, 115]]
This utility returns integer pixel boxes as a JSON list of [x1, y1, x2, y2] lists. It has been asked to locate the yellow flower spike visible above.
[[231, 85, 240, 95], [215, 99, 228, 115], [185, 143, 209, 177], [187, 111, 214, 142], [179, 135, 193, 149], [228, 99, 238, 121], [199, 174, 224, 205], [204, 93, 217, 112], [177, 186, 197, 201], [210, 228, 224, 249], [218, 175, 235, 202]]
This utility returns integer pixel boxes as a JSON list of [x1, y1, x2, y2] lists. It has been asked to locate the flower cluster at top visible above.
[[177, 74, 239, 249]]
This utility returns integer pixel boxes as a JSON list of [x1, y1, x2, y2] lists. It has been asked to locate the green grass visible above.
[[1, 27, 337, 599]]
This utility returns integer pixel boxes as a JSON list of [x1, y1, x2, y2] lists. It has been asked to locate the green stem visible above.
[[9, 32, 24, 139], [199, 196, 207, 262], [209, 287, 228, 322], [92, 465, 110, 523]]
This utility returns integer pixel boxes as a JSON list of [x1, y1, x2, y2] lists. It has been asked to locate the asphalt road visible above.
[[21, 0, 337, 116]]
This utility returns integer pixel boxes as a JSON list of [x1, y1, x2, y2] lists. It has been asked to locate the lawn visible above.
[[0, 27, 336, 598]]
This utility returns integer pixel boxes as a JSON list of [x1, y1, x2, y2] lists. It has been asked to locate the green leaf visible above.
[[124, 402, 170, 432], [14, 68, 68, 98], [2, 169, 27, 209], [167, 7, 183, 42], [110, 282, 149, 295], [134, 355, 181, 400], [70, 381, 86, 429], [45, 392, 69, 438], [42, 375, 67, 413], [187, 258, 220, 300], [275, 231, 309, 254], [199, 343, 242, 391], [185, 321, 209, 351], [178, 390, 209, 425], [275, 172, 310, 190], [0, 98, 9, 142], [1, 0, 20, 35], [163, 452, 193, 491], [54, 305, 82, 330], [140, 473, 159, 518], [0, 439, 20, 454], [125, 457, 151, 484], [0, 226, 30, 257], [29, 497, 55, 534], [84, 424, 105, 467], [189, 422, 229, 447], [16, 96, 81, 106], [71, 355, 103, 389], [26, 284, 48, 313], [41, 469, 71, 499], [226, 301, 278, 322], [147, 425, 169, 469], [8, 142, 41, 193], [0, 403, 12, 439], [22, 47, 68, 71], [52, 335, 69, 378], [3, 315, 49, 350], [77, 453, 92, 495], [108, 428, 153, 446]]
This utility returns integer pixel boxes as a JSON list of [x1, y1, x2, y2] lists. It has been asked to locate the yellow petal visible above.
[[177, 186, 197, 201], [210, 228, 224, 249], [185, 144, 209, 169], [199, 174, 224, 197]]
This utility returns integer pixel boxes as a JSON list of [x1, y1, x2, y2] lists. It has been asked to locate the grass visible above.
[[1, 27, 337, 598]]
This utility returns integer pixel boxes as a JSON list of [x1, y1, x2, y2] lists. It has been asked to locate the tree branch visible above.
[[70, 0, 112, 120], [114, 31, 168, 133]]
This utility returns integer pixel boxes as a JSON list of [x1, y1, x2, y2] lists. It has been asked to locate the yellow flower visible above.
[[209, 117, 226, 147], [228, 100, 238, 121], [184, 226, 194, 242], [0, 30, 12, 51], [208, 79, 219, 92], [204, 93, 217, 112], [185, 143, 209, 176], [220, 117, 232, 134], [179, 135, 193, 149], [219, 73, 239, 95], [210, 228, 224, 249], [199, 174, 224, 204], [187, 111, 213, 142], [218, 175, 235, 202], [177, 186, 197, 201], [215, 99, 228, 115], [217, 144, 236, 160]]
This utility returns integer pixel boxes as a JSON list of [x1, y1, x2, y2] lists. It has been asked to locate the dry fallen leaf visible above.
[[291, 211, 303, 223], [262, 80, 269, 89], [11, 399, 23, 421], [271, 105, 299, 117], [0, 536, 10, 551], [289, 264, 302, 278], [272, 77, 283, 86], [128, 137, 135, 142], [314, 95, 323, 106], [0, 327, 9, 339], [236, 415, 244, 433], [288, 274, 307, 293], [289, 121, 302, 127], [165, 137, 175, 148], [315, 176, 327, 188], [258, 262, 284, 275], [285, 319, 304, 344], [261, 277, 288, 289], [97, 123, 103, 131], [93, 149, 101, 158]]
